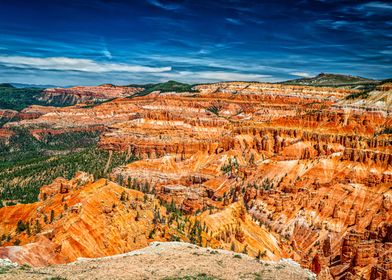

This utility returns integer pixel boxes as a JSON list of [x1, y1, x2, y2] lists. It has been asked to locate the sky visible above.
[[0, 0, 391, 86]]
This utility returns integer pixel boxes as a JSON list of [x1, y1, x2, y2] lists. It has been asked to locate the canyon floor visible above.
[[0, 242, 315, 280]]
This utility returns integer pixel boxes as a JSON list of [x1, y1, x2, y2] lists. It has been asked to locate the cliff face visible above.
[[0, 109, 18, 121], [0, 173, 158, 266], [0, 84, 142, 131], [0, 109, 18, 131], [337, 82, 392, 112], [0, 82, 390, 278], [40, 84, 143, 105]]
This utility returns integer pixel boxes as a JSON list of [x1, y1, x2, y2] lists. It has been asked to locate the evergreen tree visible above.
[[16, 220, 27, 233], [34, 220, 41, 234], [50, 210, 55, 223]]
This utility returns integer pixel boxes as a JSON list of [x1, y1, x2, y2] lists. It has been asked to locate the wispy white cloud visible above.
[[225, 18, 243, 25], [102, 49, 112, 59], [100, 39, 113, 59], [0, 56, 171, 73], [360, 1, 392, 10], [197, 71, 270, 81], [290, 72, 312, 78], [147, 0, 182, 11], [316, 19, 353, 30], [340, 1, 392, 17], [147, 54, 290, 73], [152, 70, 272, 82], [379, 50, 392, 55], [196, 42, 244, 55]]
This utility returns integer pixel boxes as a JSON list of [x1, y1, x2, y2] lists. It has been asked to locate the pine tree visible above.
[[34, 220, 41, 234], [16, 220, 27, 233], [120, 191, 127, 201], [26, 222, 31, 236], [50, 210, 55, 223]]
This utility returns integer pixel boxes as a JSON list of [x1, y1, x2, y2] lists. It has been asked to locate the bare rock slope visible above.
[[0, 242, 315, 280]]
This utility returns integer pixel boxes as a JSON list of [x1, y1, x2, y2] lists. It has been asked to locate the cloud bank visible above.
[[0, 56, 171, 73]]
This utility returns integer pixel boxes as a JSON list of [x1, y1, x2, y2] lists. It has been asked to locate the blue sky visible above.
[[0, 0, 391, 86]]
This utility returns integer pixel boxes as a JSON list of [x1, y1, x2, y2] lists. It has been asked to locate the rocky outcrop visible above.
[[0, 177, 157, 266], [0, 242, 315, 280], [40, 84, 143, 105], [0, 109, 18, 122], [194, 82, 356, 100], [337, 82, 392, 112], [38, 171, 94, 201]]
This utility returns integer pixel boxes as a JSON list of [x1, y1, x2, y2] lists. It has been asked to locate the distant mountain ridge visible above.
[[281, 73, 379, 88], [0, 83, 15, 88], [11, 83, 61, 89]]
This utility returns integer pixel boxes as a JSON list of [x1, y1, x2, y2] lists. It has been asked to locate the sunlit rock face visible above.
[[0, 174, 285, 267], [0, 82, 390, 279], [337, 82, 392, 112], [40, 84, 143, 105], [0, 176, 163, 267]]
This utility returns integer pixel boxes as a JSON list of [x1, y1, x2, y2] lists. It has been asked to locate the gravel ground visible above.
[[0, 242, 315, 280]]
